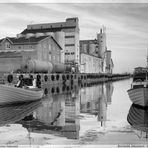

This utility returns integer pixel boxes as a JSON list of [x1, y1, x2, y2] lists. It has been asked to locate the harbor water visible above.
[[0, 78, 147, 146]]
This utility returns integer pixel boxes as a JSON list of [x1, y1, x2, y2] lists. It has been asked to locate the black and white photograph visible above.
[[0, 0, 147, 147]]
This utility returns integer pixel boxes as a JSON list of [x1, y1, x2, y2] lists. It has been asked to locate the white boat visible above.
[[0, 84, 44, 105], [127, 67, 148, 106]]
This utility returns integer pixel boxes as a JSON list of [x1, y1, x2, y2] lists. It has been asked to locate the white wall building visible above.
[[80, 53, 103, 73], [21, 18, 80, 68], [80, 28, 113, 74]]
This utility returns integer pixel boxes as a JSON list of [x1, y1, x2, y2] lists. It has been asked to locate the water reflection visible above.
[[0, 82, 114, 140], [80, 82, 114, 127], [18, 82, 113, 139], [127, 104, 148, 139], [0, 100, 41, 126]]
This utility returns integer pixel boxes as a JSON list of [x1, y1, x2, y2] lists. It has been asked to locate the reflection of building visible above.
[[97, 93, 107, 127], [0, 36, 61, 72], [80, 83, 114, 126], [27, 88, 80, 139], [80, 85, 103, 114]]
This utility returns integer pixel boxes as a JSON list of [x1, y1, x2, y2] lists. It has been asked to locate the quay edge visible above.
[[0, 73, 131, 87]]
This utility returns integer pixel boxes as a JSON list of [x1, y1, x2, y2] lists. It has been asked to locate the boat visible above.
[[0, 82, 44, 105], [127, 103, 148, 138], [127, 67, 148, 106]]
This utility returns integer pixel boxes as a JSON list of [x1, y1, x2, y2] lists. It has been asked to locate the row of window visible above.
[[65, 52, 75, 55]]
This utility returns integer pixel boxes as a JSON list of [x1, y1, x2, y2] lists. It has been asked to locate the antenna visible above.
[[147, 45, 148, 68]]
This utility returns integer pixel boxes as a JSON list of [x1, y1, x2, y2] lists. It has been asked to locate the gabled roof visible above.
[[8, 36, 49, 45], [0, 35, 62, 50], [0, 38, 4, 44]]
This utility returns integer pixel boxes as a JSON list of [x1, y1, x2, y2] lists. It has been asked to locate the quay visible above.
[[0, 72, 131, 87]]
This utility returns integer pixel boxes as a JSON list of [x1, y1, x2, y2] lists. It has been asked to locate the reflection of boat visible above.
[[127, 67, 148, 106], [127, 103, 148, 133], [0, 84, 44, 105], [0, 100, 41, 126]]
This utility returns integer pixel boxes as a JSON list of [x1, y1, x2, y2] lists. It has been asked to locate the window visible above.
[[65, 35, 75, 38], [29, 45, 33, 49], [5, 42, 11, 49], [49, 55, 51, 61], [53, 55, 56, 61], [65, 44, 75, 47], [71, 52, 75, 55], [65, 53, 70, 55]]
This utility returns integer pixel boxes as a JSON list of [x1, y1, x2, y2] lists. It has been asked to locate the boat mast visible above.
[[147, 46, 148, 68], [146, 46, 148, 84]]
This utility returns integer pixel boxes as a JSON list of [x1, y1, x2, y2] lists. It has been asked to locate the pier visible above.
[[0, 73, 131, 91]]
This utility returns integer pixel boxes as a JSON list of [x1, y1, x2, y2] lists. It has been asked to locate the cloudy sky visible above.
[[0, 2, 148, 73]]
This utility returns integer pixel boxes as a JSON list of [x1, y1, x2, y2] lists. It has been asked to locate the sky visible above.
[[0, 2, 148, 73]]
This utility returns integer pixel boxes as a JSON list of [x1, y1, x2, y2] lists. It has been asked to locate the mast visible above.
[[147, 45, 148, 68]]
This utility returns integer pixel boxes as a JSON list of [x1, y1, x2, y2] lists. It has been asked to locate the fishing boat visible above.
[[0, 78, 44, 105], [127, 67, 148, 106], [127, 104, 148, 138]]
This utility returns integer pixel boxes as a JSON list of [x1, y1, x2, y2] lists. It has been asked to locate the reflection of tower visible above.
[[105, 82, 114, 105], [98, 85, 107, 127], [97, 27, 106, 59], [62, 92, 80, 139]]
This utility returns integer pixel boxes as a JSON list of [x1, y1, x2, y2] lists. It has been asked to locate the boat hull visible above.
[[127, 87, 148, 106], [0, 84, 44, 105]]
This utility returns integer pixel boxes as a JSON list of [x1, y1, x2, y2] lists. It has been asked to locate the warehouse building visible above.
[[0, 17, 113, 74], [20, 17, 80, 67], [0, 35, 62, 73], [80, 28, 114, 74]]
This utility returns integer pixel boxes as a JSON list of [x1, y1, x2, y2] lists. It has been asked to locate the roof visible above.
[[0, 38, 4, 44], [8, 36, 49, 44], [0, 35, 62, 50], [50, 36, 62, 50], [21, 26, 76, 35], [21, 28, 62, 34]]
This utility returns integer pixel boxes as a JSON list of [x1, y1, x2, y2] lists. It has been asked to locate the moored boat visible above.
[[127, 67, 148, 106], [127, 104, 148, 138], [0, 84, 44, 105]]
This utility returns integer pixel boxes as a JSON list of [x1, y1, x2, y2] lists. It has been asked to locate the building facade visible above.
[[0, 35, 61, 72], [20, 17, 80, 67], [80, 28, 114, 74], [80, 53, 103, 73]]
